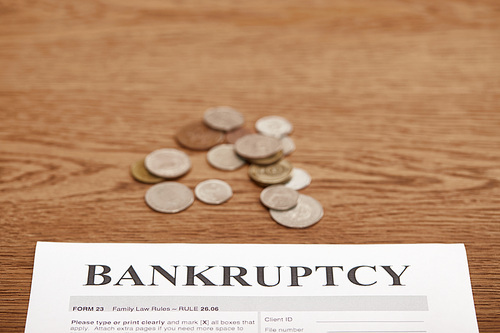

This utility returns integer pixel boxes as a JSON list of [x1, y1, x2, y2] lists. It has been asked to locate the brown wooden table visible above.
[[1, 0, 499, 331]]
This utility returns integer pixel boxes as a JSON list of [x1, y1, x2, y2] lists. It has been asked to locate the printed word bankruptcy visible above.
[[85, 264, 410, 287]]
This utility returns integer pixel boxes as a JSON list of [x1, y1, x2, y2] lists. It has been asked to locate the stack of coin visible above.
[[130, 159, 164, 184], [234, 134, 283, 166], [251, 115, 322, 228], [129, 106, 323, 228], [255, 115, 295, 157], [248, 159, 293, 186], [131, 148, 192, 184], [269, 194, 324, 229], [232, 132, 293, 187], [144, 148, 192, 179]]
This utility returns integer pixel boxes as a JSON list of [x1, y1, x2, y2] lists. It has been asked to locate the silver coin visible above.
[[145, 182, 194, 213], [203, 106, 244, 132], [269, 194, 323, 228], [144, 148, 191, 179], [284, 167, 311, 190], [255, 116, 293, 138], [260, 185, 299, 211], [281, 136, 296, 156], [207, 144, 246, 171], [195, 179, 233, 205], [234, 134, 282, 160]]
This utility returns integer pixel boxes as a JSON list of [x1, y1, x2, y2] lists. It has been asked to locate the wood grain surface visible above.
[[1, 0, 499, 330]]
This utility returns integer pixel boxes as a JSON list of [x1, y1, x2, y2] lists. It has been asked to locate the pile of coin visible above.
[[130, 106, 323, 228]]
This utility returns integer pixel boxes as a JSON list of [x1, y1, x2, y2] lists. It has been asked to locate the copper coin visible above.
[[225, 127, 255, 144], [175, 122, 224, 151]]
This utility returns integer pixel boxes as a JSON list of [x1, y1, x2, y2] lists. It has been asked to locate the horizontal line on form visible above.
[[327, 331, 427, 333], [319, 321, 424, 323]]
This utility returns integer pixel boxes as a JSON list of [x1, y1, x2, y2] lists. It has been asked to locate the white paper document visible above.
[[25, 242, 479, 333]]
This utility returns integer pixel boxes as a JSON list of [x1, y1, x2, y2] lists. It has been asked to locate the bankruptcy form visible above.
[[25, 243, 479, 333]]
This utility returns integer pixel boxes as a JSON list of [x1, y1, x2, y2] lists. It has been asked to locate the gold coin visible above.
[[248, 159, 293, 186], [130, 159, 165, 184], [249, 150, 283, 165]]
